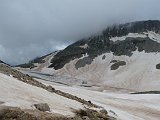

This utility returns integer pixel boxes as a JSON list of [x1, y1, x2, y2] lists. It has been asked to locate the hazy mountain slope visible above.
[[16, 52, 57, 69], [0, 60, 10, 66], [49, 20, 160, 70], [0, 60, 5, 64]]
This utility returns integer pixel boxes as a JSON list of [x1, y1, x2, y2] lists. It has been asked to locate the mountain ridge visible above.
[[49, 20, 160, 70], [17, 20, 160, 70]]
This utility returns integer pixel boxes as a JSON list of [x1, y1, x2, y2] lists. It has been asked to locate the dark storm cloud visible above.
[[0, 0, 160, 65]]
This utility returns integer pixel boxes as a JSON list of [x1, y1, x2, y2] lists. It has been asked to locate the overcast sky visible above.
[[0, 0, 160, 65]]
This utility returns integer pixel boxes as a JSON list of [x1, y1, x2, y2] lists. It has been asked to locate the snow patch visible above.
[[110, 31, 160, 43], [79, 44, 89, 49], [0, 73, 84, 116], [110, 33, 147, 42], [38, 81, 160, 120]]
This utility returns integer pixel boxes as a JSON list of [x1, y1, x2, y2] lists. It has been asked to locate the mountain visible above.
[[49, 20, 160, 69], [0, 60, 8, 65], [18, 20, 160, 92], [5, 20, 160, 120], [16, 52, 56, 69]]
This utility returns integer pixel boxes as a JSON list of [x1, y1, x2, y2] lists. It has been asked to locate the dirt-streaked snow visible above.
[[52, 50, 160, 92], [36, 79, 160, 120], [22, 50, 160, 92], [110, 31, 160, 42], [0, 73, 84, 116]]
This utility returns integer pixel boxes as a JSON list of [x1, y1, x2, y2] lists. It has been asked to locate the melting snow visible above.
[[110, 31, 160, 43], [0, 73, 83, 116]]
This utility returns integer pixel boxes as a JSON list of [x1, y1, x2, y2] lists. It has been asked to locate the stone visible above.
[[34, 103, 50, 112], [102, 55, 106, 60], [100, 109, 108, 115], [156, 63, 160, 69], [82, 116, 90, 120], [46, 85, 55, 92]]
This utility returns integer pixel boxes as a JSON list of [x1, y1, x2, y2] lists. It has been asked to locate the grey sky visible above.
[[0, 0, 160, 65]]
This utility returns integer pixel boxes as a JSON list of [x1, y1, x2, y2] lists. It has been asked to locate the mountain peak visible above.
[[48, 20, 160, 70], [102, 20, 160, 38]]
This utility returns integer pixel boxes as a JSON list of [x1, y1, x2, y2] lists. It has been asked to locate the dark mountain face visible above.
[[0, 60, 7, 65], [0, 60, 10, 66], [102, 20, 160, 38], [49, 20, 160, 70], [16, 52, 54, 68]]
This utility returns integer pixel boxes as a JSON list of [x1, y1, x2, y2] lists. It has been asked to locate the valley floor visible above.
[[1, 68, 160, 120], [36, 79, 160, 120]]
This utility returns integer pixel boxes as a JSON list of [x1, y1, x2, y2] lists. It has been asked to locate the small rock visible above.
[[100, 109, 108, 115], [46, 85, 55, 92], [156, 63, 160, 69], [109, 110, 117, 116], [88, 101, 92, 104], [0, 101, 4, 104], [82, 116, 90, 120], [34, 103, 50, 112], [102, 55, 106, 60]]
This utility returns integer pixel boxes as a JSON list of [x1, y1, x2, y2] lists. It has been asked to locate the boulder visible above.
[[156, 63, 160, 69], [34, 103, 50, 112], [46, 85, 55, 92], [102, 55, 106, 60]]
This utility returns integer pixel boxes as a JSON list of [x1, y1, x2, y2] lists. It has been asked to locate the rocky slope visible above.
[[0, 63, 98, 108], [0, 60, 5, 64], [0, 62, 115, 119], [16, 52, 56, 69], [49, 20, 160, 70]]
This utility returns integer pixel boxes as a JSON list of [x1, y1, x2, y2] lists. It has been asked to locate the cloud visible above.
[[0, 0, 160, 65]]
